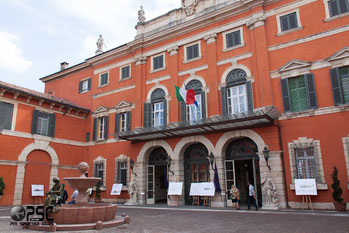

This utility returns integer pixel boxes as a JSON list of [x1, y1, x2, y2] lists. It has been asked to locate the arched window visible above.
[[221, 69, 253, 115], [180, 80, 206, 122], [144, 88, 167, 127]]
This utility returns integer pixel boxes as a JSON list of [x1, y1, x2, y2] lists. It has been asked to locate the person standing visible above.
[[248, 181, 258, 210], [230, 185, 240, 210]]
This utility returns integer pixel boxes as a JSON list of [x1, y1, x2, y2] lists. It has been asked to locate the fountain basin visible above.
[[50, 204, 117, 224], [63, 177, 100, 205]]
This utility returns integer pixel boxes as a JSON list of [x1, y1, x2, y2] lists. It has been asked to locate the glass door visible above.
[[147, 165, 155, 204], [225, 160, 235, 207]]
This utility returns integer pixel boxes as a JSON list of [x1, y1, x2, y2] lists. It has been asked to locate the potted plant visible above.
[[331, 166, 346, 211], [95, 182, 101, 203], [0, 177, 4, 200]]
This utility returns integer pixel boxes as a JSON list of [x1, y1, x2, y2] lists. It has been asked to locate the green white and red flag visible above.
[[175, 85, 198, 107]]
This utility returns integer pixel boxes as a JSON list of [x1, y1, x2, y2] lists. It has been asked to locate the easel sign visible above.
[[31, 184, 44, 197], [189, 182, 215, 196], [295, 179, 317, 195], [111, 184, 123, 196], [168, 182, 183, 196]]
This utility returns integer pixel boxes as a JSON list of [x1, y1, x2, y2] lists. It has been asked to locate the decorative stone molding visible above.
[[327, 47, 349, 68], [246, 14, 266, 30], [134, 55, 147, 66], [93, 156, 107, 188], [204, 33, 217, 44], [167, 46, 179, 56], [278, 59, 312, 78], [115, 154, 130, 186], [92, 106, 109, 117]]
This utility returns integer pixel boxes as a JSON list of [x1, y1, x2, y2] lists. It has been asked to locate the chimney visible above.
[[60, 62, 69, 71]]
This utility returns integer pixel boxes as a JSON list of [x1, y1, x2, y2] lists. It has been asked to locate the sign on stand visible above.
[[189, 182, 215, 196], [31, 185, 44, 197], [111, 184, 123, 196], [295, 179, 317, 195], [168, 182, 183, 196]]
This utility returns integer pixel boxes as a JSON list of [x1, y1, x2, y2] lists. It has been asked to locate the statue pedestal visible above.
[[262, 204, 279, 210], [124, 201, 139, 206]]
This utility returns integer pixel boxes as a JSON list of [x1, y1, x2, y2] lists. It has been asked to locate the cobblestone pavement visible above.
[[1, 205, 349, 233]]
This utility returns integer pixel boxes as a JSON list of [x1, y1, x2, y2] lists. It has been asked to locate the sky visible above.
[[0, 0, 181, 92]]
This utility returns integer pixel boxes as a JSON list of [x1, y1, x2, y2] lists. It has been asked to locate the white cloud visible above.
[[0, 31, 32, 73]]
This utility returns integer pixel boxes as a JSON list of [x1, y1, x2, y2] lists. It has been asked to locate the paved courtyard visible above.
[[0, 205, 348, 233]]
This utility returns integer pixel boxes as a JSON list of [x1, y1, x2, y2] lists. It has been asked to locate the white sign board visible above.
[[189, 182, 215, 196], [31, 185, 44, 197], [168, 182, 183, 196], [295, 179, 317, 195], [110, 184, 123, 196]]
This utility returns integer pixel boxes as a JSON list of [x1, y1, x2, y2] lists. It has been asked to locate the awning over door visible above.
[[117, 106, 279, 143]]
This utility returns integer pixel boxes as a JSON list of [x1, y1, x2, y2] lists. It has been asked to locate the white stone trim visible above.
[[182, 75, 208, 91], [0, 98, 17, 131], [119, 64, 131, 80], [279, 105, 349, 120], [222, 26, 244, 51], [276, 8, 302, 34], [92, 84, 135, 99], [289, 201, 348, 210], [93, 156, 107, 188], [217, 52, 252, 66], [178, 65, 208, 77], [146, 85, 170, 102], [150, 52, 166, 73], [342, 135, 349, 188], [146, 75, 171, 85], [94, 58, 133, 75], [13, 140, 59, 205], [115, 155, 130, 186], [219, 63, 253, 88], [183, 40, 202, 63], [287, 137, 327, 186]]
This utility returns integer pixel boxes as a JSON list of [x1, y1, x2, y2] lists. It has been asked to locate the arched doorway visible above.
[[22, 150, 51, 205], [184, 143, 209, 205], [225, 138, 262, 207], [147, 147, 169, 204]]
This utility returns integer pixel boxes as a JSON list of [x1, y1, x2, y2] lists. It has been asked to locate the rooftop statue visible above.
[[138, 6, 146, 24]]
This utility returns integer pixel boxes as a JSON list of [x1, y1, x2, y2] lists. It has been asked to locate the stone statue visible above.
[[44, 177, 64, 210], [96, 35, 105, 54], [138, 6, 146, 24], [261, 172, 278, 207], [127, 176, 138, 204], [181, 0, 199, 16]]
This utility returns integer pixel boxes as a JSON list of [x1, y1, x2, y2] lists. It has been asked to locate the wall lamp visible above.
[[166, 156, 174, 175], [263, 146, 271, 170], [129, 159, 137, 176], [207, 152, 215, 170]]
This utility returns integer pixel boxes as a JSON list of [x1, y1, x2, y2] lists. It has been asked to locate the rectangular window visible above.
[[328, 0, 349, 17], [100, 73, 109, 86], [153, 102, 164, 126], [79, 78, 91, 93], [96, 163, 104, 186], [340, 66, 349, 103], [118, 161, 127, 186], [226, 30, 241, 48], [187, 94, 202, 121], [121, 66, 130, 79], [227, 84, 247, 114], [295, 147, 318, 181], [186, 44, 199, 60], [0, 101, 14, 130], [98, 117, 105, 140], [32, 110, 56, 137], [37, 112, 50, 136], [288, 76, 308, 112], [120, 112, 127, 132], [280, 12, 298, 31], [152, 55, 164, 71]]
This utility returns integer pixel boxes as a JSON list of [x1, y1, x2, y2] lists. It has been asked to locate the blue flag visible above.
[[164, 166, 169, 189], [214, 162, 221, 193]]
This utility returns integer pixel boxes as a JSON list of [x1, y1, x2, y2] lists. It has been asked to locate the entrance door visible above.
[[147, 165, 155, 204], [184, 143, 209, 205]]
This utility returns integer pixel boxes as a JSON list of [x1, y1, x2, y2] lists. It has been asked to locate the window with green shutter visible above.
[[339, 66, 349, 103], [289, 76, 308, 112], [0, 101, 14, 130], [31, 110, 56, 137]]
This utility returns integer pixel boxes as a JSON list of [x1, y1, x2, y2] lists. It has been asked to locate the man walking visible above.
[[248, 181, 258, 210]]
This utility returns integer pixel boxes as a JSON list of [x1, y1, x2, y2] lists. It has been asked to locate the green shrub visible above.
[[331, 166, 343, 203], [95, 182, 101, 199], [0, 177, 5, 196]]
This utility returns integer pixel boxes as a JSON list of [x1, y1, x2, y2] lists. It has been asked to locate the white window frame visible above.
[[187, 94, 202, 121], [288, 137, 327, 190], [222, 26, 245, 52], [150, 53, 166, 73], [120, 112, 127, 132], [99, 72, 109, 87], [342, 135, 349, 189], [81, 78, 90, 93], [120, 65, 131, 80], [114, 155, 130, 188], [0, 98, 17, 131], [37, 111, 50, 136], [184, 41, 202, 63], [276, 9, 303, 36], [98, 117, 105, 140], [93, 156, 107, 188], [227, 84, 248, 114], [323, 0, 349, 20], [153, 102, 164, 126]]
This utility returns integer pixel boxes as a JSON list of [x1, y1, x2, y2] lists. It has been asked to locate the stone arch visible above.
[[13, 140, 59, 205], [220, 63, 253, 86], [146, 84, 169, 102], [173, 135, 214, 161], [214, 129, 265, 160], [182, 75, 208, 92]]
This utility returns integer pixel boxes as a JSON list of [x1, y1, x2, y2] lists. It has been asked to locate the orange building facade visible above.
[[1, 0, 349, 209]]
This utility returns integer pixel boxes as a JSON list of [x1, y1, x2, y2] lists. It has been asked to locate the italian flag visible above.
[[175, 85, 198, 107]]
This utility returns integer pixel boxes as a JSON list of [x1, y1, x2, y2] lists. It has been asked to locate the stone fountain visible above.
[[27, 162, 130, 232]]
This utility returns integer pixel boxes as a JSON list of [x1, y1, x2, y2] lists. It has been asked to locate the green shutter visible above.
[[163, 100, 167, 125], [339, 67, 349, 103], [246, 81, 253, 112], [304, 73, 318, 109], [115, 113, 120, 133], [48, 113, 56, 137], [0, 102, 13, 130], [87, 78, 91, 91], [143, 103, 152, 128], [289, 76, 307, 112], [92, 118, 97, 141], [330, 67, 343, 105], [31, 110, 39, 134], [78, 81, 83, 93], [220, 87, 228, 115], [85, 132, 90, 142], [201, 92, 206, 119], [126, 111, 131, 131], [280, 79, 291, 112], [104, 116, 109, 140], [180, 101, 186, 121]]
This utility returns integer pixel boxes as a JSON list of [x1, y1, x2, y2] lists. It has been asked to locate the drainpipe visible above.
[[274, 120, 290, 208]]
